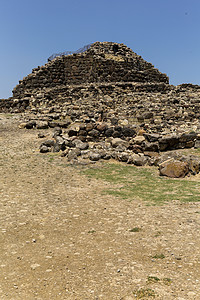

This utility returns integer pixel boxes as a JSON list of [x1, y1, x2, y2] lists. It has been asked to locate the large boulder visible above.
[[110, 138, 129, 149], [159, 159, 189, 178], [128, 153, 148, 166], [132, 136, 145, 145], [89, 151, 101, 161], [144, 133, 160, 142], [73, 139, 89, 150], [143, 141, 159, 152], [180, 156, 200, 175], [178, 132, 197, 148], [158, 135, 179, 151], [36, 121, 49, 129], [25, 120, 36, 129]]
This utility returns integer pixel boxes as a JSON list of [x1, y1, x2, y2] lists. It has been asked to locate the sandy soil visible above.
[[0, 113, 199, 300]]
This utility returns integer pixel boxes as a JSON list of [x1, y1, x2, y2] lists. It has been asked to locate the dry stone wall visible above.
[[3, 82, 199, 131], [1, 42, 200, 177], [12, 42, 169, 99]]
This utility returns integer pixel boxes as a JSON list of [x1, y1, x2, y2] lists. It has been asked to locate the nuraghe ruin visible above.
[[0, 42, 200, 177]]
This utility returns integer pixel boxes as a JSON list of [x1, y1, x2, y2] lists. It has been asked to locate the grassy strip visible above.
[[82, 162, 200, 204]]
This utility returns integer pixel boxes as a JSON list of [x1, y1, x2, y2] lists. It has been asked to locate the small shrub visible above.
[[147, 276, 160, 283], [163, 278, 172, 285], [133, 288, 156, 298], [154, 231, 161, 237], [152, 253, 165, 259], [129, 227, 141, 232]]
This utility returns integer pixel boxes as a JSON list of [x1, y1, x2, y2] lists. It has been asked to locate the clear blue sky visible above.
[[0, 0, 199, 98]]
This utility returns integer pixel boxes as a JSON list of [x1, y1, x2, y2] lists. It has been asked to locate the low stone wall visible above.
[[0, 98, 30, 113], [20, 117, 200, 177], [1, 82, 170, 113], [3, 82, 199, 133]]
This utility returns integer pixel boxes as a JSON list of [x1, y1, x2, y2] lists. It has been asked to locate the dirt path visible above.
[[0, 114, 199, 299]]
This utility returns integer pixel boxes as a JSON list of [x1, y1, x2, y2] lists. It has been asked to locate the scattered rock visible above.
[[159, 160, 189, 178], [53, 127, 62, 137], [25, 120, 36, 129], [40, 145, 50, 153], [89, 152, 101, 161], [36, 121, 48, 129], [41, 140, 55, 147], [38, 132, 47, 138], [133, 136, 145, 145], [31, 263, 40, 270], [111, 138, 129, 149], [67, 148, 81, 161], [18, 122, 27, 129], [73, 139, 89, 150]]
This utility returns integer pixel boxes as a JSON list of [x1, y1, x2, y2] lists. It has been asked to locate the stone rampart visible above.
[[12, 42, 169, 99]]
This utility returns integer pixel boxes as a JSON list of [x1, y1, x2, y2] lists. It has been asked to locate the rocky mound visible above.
[[12, 41, 169, 99], [0, 42, 199, 177]]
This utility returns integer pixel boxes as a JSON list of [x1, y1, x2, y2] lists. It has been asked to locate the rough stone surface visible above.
[[0, 42, 200, 178], [11, 42, 169, 100], [159, 160, 189, 178]]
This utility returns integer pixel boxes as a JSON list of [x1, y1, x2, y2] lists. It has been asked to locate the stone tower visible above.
[[12, 42, 169, 99]]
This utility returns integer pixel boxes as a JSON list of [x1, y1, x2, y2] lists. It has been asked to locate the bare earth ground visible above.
[[0, 113, 199, 300]]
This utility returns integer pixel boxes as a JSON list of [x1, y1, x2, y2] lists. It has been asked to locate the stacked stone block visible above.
[[12, 42, 169, 99]]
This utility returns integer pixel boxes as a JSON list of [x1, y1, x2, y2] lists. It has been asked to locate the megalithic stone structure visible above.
[[12, 42, 169, 99]]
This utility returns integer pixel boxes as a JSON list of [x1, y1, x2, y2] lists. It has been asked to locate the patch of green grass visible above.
[[133, 288, 156, 298], [193, 148, 200, 155], [147, 276, 160, 283], [147, 276, 172, 285], [129, 227, 141, 232], [163, 278, 172, 285], [5, 113, 13, 118], [154, 231, 162, 237], [82, 163, 200, 204], [88, 230, 96, 234], [47, 153, 60, 157]]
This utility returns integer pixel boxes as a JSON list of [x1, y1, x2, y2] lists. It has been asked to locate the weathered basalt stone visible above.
[[159, 160, 189, 178], [158, 135, 179, 151], [143, 141, 159, 152], [25, 120, 36, 129], [111, 138, 129, 149], [36, 121, 49, 129], [1, 41, 200, 176], [89, 152, 101, 161], [41, 140, 55, 147], [144, 133, 160, 143], [67, 148, 81, 161], [128, 153, 147, 166], [73, 139, 89, 150], [40, 145, 50, 153]]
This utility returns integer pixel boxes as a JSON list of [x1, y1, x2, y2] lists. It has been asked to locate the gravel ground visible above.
[[0, 113, 199, 299]]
